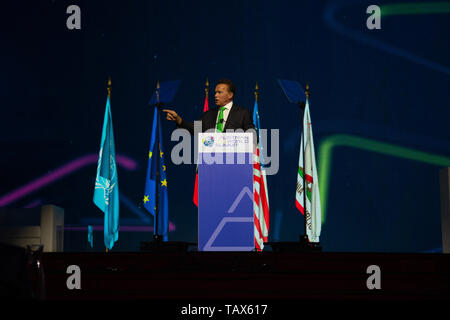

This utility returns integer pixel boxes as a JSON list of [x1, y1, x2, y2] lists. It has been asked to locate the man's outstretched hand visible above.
[[162, 109, 182, 126]]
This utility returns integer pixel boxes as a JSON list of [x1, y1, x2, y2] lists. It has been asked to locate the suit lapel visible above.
[[224, 105, 238, 131], [211, 107, 219, 129], [206, 107, 220, 131]]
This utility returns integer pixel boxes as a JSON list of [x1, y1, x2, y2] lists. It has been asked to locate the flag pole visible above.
[[194, 78, 209, 209], [107, 77, 111, 98], [154, 80, 162, 244], [254, 82, 260, 252], [203, 77, 209, 113], [106, 77, 112, 253], [299, 83, 309, 246], [255, 82, 259, 165]]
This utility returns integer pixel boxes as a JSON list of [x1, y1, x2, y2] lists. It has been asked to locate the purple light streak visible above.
[[0, 153, 137, 207], [65, 221, 176, 232], [23, 199, 43, 209]]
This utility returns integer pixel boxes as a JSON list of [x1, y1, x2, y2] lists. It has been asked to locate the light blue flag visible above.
[[93, 96, 119, 250], [143, 107, 169, 241], [87, 225, 93, 248]]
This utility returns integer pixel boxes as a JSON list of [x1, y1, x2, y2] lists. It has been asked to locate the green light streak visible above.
[[318, 134, 450, 223], [381, 2, 450, 17]]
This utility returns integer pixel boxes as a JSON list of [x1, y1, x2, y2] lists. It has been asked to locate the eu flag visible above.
[[143, 107, 169, 241], [93, 95, 120, 250]]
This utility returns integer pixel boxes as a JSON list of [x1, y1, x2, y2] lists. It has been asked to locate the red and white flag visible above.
[[194, 94, 209, 207], [253, 146, 269, 251], [295, 98, 321, 242], [253, 99, 269, 251]]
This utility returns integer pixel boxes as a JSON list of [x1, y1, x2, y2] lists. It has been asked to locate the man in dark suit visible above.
[[163, 79, 255, 134]]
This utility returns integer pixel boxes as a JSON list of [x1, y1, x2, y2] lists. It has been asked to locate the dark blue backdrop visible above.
[[2, 0, 449, 252]]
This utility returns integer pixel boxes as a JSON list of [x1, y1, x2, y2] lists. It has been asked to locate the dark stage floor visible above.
[[32, 251, 450, 301]]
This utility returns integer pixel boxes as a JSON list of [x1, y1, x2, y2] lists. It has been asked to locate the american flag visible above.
[[253, 100, 269, 251]]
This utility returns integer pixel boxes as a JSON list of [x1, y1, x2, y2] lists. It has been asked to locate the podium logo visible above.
[[170, 124, 280, 175], [203, 136, 215, 147]]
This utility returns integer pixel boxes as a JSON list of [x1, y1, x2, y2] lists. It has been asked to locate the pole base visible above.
[[265, 236, 322, 253], [299, 235, 322, 251], [140, 240, 196, 253]]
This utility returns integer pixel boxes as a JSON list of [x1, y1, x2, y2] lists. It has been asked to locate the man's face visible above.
[[214, 84, 233, 107]]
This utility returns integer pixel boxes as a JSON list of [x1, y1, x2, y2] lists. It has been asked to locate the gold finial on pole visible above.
[[107, 77, 112, 97], [205, 77, 209, 99], [254, 82, 259, 102], [156, 80, 160, 104], [305, 82, 310, 100]]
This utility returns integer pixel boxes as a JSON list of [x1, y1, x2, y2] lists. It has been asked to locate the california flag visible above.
[[295, 99, 321, 242]]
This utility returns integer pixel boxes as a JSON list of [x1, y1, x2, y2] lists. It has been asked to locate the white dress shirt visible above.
[[215, 101, 233, 132]]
